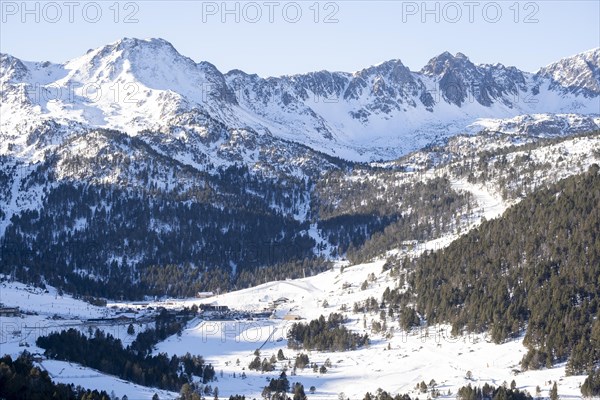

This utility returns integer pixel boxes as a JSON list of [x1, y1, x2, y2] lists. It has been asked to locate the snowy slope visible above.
[[43, 360, 178, 400], [0, 278, 174, 399], [110, 133, 600, 398], [1, 254, 590, 399], [113, 258, 587, 399]]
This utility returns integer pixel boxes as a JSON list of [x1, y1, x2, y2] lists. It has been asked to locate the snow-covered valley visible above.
[[0, 255, 589, 399]]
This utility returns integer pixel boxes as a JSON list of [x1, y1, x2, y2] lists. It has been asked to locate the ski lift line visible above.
[[256, 326, 277, 352]]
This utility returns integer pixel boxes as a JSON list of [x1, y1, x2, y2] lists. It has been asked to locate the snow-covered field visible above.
[[113, 259, 587, 399], [109, 156, 597, 399], [0, 279, 163, 399], [0, 253, 590, 399], [42, 360, 177, 400]]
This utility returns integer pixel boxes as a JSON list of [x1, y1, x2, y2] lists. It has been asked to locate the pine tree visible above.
[[550, 382, 558, 400], [277, 349, 285, 360]]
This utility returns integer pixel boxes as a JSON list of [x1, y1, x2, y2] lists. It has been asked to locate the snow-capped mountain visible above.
[[536, 48, 600, 97], [1, 38, 599, 161]]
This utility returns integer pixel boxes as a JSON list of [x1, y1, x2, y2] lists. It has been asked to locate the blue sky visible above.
[[1, 1, 598, 77]]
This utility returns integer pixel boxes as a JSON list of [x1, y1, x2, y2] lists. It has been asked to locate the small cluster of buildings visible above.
[[199, 303, 274, 320], [0, 307, 21, 317], [267, 297, 301, 320]]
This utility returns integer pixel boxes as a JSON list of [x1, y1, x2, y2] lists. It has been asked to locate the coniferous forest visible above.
[[287, 313, 369, 351], [0, 352, 112, 400], [382, 165, 600, 374], [0, 131, 472, 300], [36, 328, 215, 392]]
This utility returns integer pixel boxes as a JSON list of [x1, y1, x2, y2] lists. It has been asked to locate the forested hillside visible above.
[[313, 172, 473, 259], [384, 165, 600, 374], [1, 129, 597, 303]]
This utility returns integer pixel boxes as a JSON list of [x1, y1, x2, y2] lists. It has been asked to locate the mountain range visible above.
[[1, 38, 599, 162]]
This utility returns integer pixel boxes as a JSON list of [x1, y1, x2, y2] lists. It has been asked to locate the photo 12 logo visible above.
[[21, 81, 141, 105], [401, 1, 539, 23], [1, 1, 140, 23], [201, 1, 340, 23]]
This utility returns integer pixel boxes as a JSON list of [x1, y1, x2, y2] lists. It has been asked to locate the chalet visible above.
[[283, 314, 301, 321], [269, 297, 290, 309], [196, 291, 214, 299]]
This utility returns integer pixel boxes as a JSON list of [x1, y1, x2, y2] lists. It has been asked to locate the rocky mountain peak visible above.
[[420, 51, 475, 76], [536, 48, 600, 97], [0, 53, 30, 83]]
